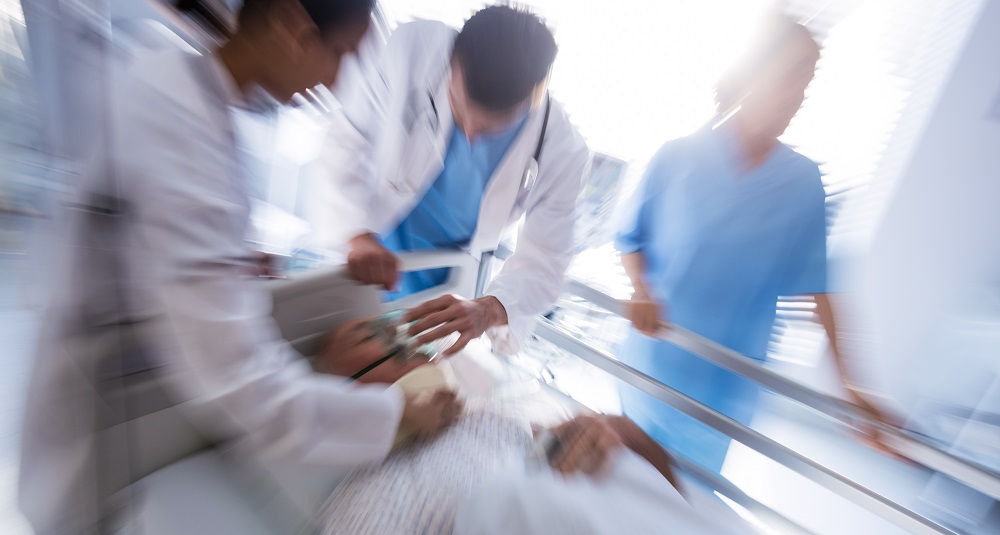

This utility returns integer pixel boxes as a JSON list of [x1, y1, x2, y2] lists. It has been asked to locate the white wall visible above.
[[857, 0, 1000, 414]]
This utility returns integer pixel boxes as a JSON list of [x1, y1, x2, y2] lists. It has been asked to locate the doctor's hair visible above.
[[238, 0, 375, 34], [714, 16, 818, 112], [173, 0, 235, 39], [452, 5, 558, 112]]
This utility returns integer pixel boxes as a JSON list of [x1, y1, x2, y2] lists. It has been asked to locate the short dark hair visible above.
[[240, 0, 375, 34], [714, 16, 817, 112], [452, 5, 558, 112], [173, 0, 235, 38]]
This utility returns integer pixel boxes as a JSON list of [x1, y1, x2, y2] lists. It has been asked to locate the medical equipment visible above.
[[367, 308, 454, 360], [346, 310, 453, 381], [521, 95, 551, 192]]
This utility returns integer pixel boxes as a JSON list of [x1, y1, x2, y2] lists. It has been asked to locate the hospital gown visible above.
[[316, 399, 536, 534], [614, 124, 828, 473], [315, 395, 751, 535], [382, 117, 525, 297]]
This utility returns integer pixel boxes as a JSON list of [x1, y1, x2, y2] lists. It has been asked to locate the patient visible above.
[[315, 317, 749, 535]]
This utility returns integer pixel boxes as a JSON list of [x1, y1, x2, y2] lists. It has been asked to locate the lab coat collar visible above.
[[468, 99, 547, 255], [207, 52, 247, 109], [205, 52, 281, 117]]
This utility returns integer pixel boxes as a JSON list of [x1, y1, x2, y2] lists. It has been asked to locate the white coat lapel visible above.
[[372, 77, 452, 233], [402, 90, 450, 196], [469, 107, 544, 255]]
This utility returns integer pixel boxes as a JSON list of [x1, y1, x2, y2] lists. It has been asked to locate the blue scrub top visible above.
[[382, 117, 525, 297], [614, 124, 828, 472], [616, 123, 828, 359]]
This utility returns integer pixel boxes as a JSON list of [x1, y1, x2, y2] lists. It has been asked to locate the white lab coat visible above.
[[313, 21, 590, 353], [19, 51, 403, 534]]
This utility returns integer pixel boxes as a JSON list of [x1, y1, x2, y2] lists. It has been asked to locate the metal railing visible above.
[[532, 278, 1000, 534], [384, 251, 998, 533], [561, 278, 1000, 502]]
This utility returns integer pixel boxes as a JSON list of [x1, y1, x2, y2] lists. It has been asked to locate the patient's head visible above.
[[318, 318, 432, 384]]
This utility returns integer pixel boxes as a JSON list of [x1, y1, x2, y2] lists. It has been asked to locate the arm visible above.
[[621, 251, 664, 335], [311, 23, 417, 250], [606, 415, 680, 489], [131, 101, 407, 467], [616, 166, 670, 336], [406, 294, 508, 356], [483, 126, 590, 353], [814, 293, 852, 389], [315, 43, 398, 288], [550, 415, 680, 490], [311, 72, 383, 250], [621, 251, 650, 297], [406, 121, 589, 355], [814, 293, 894, 425], [614, 145, 680, 336], [317, 24, 441, 289]]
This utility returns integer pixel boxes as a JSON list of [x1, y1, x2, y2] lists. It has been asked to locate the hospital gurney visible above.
[[532, 279, 1000, 535], [122, 250, 1000, 534], [119, 250, 518, 534]]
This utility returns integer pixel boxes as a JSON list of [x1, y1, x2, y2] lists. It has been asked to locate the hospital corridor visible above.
[[1, 0, 1000, 534]]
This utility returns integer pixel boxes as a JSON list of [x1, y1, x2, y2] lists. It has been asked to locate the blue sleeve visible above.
[[614, 145, 673, 254], [780, 171, 829, 296]]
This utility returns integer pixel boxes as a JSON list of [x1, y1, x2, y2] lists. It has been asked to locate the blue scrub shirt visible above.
[[614, 124, 828, 473], [382, 117, 525, 297]]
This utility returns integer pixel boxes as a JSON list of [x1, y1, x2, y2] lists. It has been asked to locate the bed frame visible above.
[[120, 251, 1000, 534]]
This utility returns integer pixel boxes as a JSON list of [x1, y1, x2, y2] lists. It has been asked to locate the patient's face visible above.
[[320, 318, 431, 384]]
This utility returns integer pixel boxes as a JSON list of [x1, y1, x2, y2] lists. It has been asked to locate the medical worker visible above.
[[615, 17, 883, 473], [19, 2, 459, 533], [314, 5, 590, 355]]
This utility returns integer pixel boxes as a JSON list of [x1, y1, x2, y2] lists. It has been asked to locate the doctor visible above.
[[315, 5, 590, 355], [19, 1, 459, 533]]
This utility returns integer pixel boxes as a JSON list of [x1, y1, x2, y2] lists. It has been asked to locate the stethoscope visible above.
[[523, 93, 552, 192], [413, 90, 552, 195]]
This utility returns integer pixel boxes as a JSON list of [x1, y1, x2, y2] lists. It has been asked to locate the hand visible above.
[[320, 319, 430, 383], [845, 387, 908, 461], [404, 295, 508, 356], [548, 415, 624, 475], [347, 233, 399, 291], [400, 389, 462, 439], [256, 252, 286, 279], [626, 292, 664, 336]]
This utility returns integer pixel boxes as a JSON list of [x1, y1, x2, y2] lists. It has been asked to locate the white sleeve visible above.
[[131, 101, 404, 468], [485, 129, 590, 354], [309, 46, 387, 250], [310, 22, 423, 249], [310, 21, 453, 249], [156, 276, 405, 467]]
